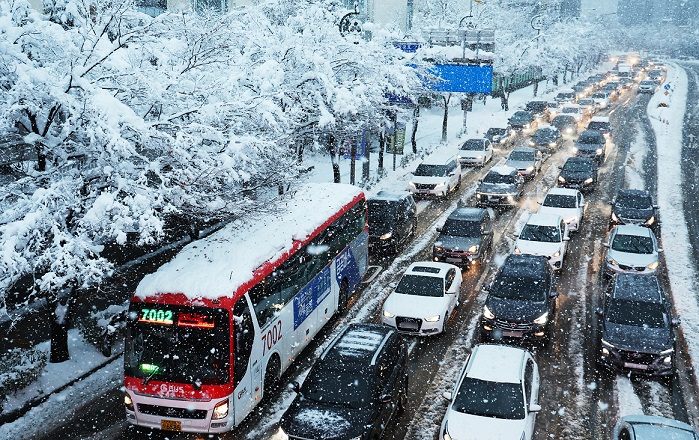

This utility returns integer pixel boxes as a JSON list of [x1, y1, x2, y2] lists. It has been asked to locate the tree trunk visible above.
[[36, 143, 47, 172], [49, 287, 77, 363], [378, 133, 385, 171], [441, 94, 450, 143], [328, 134, 341, 184], [411, 105, 420, 154]]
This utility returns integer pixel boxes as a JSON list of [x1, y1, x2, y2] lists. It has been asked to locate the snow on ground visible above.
[[616, 376, 644, 417], [623, 122, 648, 190]]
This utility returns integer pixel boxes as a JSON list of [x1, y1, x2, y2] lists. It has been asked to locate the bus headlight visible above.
[[124, 393, 134, 411], [213, 399, 229, 420]]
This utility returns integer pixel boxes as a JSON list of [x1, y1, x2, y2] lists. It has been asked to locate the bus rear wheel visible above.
[[338, 279, 350, 313]]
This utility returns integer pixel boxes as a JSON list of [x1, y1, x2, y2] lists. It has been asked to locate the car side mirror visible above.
[[290, 381, 301, 393], [653, 205, 659, 209], [658, 248, 664, 253], [563, 236, 570, 241], [389, 282, 397, 288], [442, 391, 453, 400], [672, 317, 681, 327], [603, 242, 610, 248], [380, 394, 392, 404], [436, 227, 442, 233], [529, 403, 542, 413], [596, 307, 603, 316]]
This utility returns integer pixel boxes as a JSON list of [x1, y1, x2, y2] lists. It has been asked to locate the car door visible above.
[[523, 358, 540, 439], [398, 198, 411, 243], [561, 220, 569, 257], [485, 140, 493, 162], [444, 268, 458, 314], [577, 192, 586, 219], [376, 343, 401, 435]]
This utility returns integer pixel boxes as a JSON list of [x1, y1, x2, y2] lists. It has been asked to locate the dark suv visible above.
[[597, 274, 679, 377], [480, 254, 558, 344], [368, 191, 417, 254], [574, 129, 607, 164], [557, 157, 598, 192], [280, 324, 408, 440], [610, 189, 659, 232], [525, 100, 550, 121], [433, 207, 494, 270], [508, 110, 538, 132]]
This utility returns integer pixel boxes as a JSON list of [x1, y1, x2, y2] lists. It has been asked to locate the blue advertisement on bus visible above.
[[293, 266, 331, 330]]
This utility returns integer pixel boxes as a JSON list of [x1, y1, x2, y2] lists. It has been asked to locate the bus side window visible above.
[[233, 297, 255, 388], [249, 283, 279, 329]]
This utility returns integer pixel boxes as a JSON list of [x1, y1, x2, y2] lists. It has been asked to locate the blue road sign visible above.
[[664, 83, 671, 90], [421, 64, 493, 94]]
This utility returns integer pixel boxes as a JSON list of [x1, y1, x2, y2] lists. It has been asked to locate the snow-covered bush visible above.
[[0, 348, 48, 407]]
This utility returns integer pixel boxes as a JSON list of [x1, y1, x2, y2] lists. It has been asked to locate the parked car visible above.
[[475, 166, 525, 208], [367, 191, 417, 255], [481, 254, 558, 343], [408, 153, 461, 198], [591, 92, 610, 109], [514, 213, 570, 270], [508, 110, 538, 133], [612, 415, 699, 440], [597, 274, 679, 377], [538, 187, 586, 232], [638, 79, 657, 94], [280, 324, 408, 440], [573, 129, 607, 164], [525, 100, 550, 121], [551, 114, 579, 136], [485, 127, 513, 145], [560, 104, 584, 123], [439, 344, 541, 440], [587, 116, 611, 136], [504, 147, 543, 179], [433, 207, 494, 270], [603, 225, 662, 277], [382, 262, 462, 335], [555, 88, 577, 104], [529, 126, 563, 153], [557, 157, 598, 192], [458, 138, 493, 167], [610, 189, 660, 231]]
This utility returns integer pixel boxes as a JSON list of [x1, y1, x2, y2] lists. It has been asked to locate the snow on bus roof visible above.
[[135, 183, 364, 301]]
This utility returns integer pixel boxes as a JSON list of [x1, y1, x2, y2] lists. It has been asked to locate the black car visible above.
[[280, 324, 408, 440], [557, 157, 598, 192], [367, 191, 417, 254], [573, 129, 607, 163], [480, 254, 558, 344], [550, 114, 578, 136], [610, 189, 659, 231], [529, 126, 563, 153], [485, 127, 512, 145], [597, 274, 679, 377], [525, 100, 550, 121], [474, 166, 525, 208], [508, 110, 538, 132], [433, 207, 494, 270]]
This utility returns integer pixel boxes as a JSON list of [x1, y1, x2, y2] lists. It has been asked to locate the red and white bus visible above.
[[123, 183, 368, 434]]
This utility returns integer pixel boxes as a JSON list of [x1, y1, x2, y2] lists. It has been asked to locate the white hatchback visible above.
[[514, 213, 570, 270], [537, 188, 586, 232], [604, 224, 662, 277], [382, 262, 462, 336], [440, 344, 541, 440]]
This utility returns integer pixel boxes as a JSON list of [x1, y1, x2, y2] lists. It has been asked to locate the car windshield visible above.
[[508, 151, 535, 161], [641, 81, 655, 86], [491, 273, 547, 301], [577, 133, 603, 144], [627, 423, 696, 439], [368, 200, 396, 224], [526, 102, 546, 112], [592, 93, 606, 99], [487, 128, 507, 137], [579, 99, 594, 105], [461, 140, 485, 151], [395, 274, 444, 297], [588, 122, 609, 130], [415, 164, 449, 177], [302, 368, 374, 408], [519, 224, 561, 243], [563, 161, 594, 172], [607, 299, 666, 328], [483, 172, 515, 184], [562, 107, 579, 114], [510, 112, 531, 122], [442, 219, 481, 237], [611, 234, 654, 254], [452, 377, 525, 420], [553, 116, 575, 125], [534, 129, 557, 140], [616, 193, 652, 209], [543, 194, 577, 208]]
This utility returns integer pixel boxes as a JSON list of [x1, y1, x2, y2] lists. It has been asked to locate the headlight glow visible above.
[[534, 312, 549, 325], [468, 245, 479, 253], [608, 258, 618, 266], [514, 246, 522, 254], [526, 166, 535, 172], [611, 212, 619, 222], [483, 305, 495, 320], [553, 250, 561, 258], [212, 400, 229, 420], [380, 232, 393, 240], [124, 393, 134, 411], [549, 142, 557, 147], [660, 348, 674, 355], [558, 176, 566, 183], [584, 178, 594, 184], [572, 147, 578, 154], [383, 310, 395, 318], [424, 315, 441, 322], [647, 261, 659, 270], [596, 148, 603, 154], [529, 141, 536, 146], [408, 181, 416, 188], [646, 216, 655, 225]]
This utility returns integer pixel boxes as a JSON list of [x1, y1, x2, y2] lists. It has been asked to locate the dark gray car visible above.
[[433, 207, 494, 270], [610, 189, 659, 232], [508, 110, 537, 132], [574, 129, 607, 163], [368, 191, 417, 255], [475, 166, 525, 208], [597, 274, 679, 377], [558, 157, 598, 192], [529, 126, 563, 153]]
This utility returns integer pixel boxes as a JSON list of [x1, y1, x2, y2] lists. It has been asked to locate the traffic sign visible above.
[[664, 83, 671, 90]]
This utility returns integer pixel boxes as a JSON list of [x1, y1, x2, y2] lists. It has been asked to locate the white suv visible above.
[[408, 153, 462, 198], [537, 188, 586, 233], [514, 213, 570, 270], [604, 224, 662, 277]]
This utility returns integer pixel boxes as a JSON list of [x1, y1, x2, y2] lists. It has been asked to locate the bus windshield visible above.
[[125, 305, 230, 386]]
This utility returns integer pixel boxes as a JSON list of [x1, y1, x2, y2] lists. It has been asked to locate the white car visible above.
[[458, 138, 493, 167], [514, 213, 570, 270], [604, 225, 662, 277], [590, 92, 610, 109], [408, 153, 462, 198], [560, 104, 584, 123], [440, 344, 541, 440], [537, 188, 586, 232], [382, 262, 462, 335]]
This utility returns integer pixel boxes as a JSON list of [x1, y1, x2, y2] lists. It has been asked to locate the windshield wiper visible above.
[[143, 368, 160, 386]]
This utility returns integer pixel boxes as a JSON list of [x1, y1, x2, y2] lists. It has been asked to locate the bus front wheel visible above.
[[264, 356, 281, 398]]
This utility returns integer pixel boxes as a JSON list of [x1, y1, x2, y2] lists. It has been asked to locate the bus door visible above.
[[232, 296, 256, 425]]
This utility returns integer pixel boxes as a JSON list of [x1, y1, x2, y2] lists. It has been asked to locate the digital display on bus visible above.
[[138, 308, 174, 325], [137, 308, 216, 328]]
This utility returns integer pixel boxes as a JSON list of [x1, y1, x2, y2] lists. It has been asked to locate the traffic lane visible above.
[[680, 63, 699, 276]]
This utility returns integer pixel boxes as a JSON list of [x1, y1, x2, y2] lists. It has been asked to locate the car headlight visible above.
[[552, 249, 561, 258], [549, 142, 557, 147], [646, 216, 655, 225], [534, 312, 549, 325], [424, 315, 441, 322], [124, 393, 134, 411], [596, 148, 603, 154], [380, 232, 392, 240], [514, 246, 522, 254], [647, 261, 659, 270], [468, 245, 479, 253], [566, 128, 574, 134], [526, 166, 535, 172], [660, 347, 674, 355], [558, 176, 566, 183], [483, 305, 495, 320], [476, 193, 482, 199], [476, 155, 483, 160], [529, 141, 536, 146], [212, 399, 229, 420], [383, 309, 395, 318], [572, 147, 578, 154], [584, 178, 594, 184], [608, 258, 618, 266], [435, 246, 444, 252], [611, 212, 619, 222], [507, 195, 515, 202], [408, 181, 416, 188], [434, 182, 446, 189]]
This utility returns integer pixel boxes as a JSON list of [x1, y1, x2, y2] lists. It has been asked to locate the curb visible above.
[[0, 351, 123, 426]]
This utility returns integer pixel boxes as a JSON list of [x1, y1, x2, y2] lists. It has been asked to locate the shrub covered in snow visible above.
[[0, 348, 47, 409]]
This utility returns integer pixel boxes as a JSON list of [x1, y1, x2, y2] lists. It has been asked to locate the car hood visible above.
[[531, 137, 555, 145], [607, 249, 658, 267], [613, 206, 653, 222], [538, 206, 579, 221], [280, 398, 369, 440], [576, 143, 603, 151], [602, 322, 672, 353], [411, 176, 449, 185], [384, 292, 450, 319], [435, 235, 482, 252], [515, 240, 561, 257], [487, 295, 548, 322], [505, 160, 534, 170], [368, 222, 393, 236], [444, 409, 527, 440], [477, 182, 517, 195], [560, 170, 593, 180]]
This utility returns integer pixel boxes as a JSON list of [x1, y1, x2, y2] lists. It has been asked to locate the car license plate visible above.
[[624, 362, 648, 370], [399, 321, 419, 330], [502, 330, 523, 338], [161, 420, 182, 431], [446, 257, 462, 263], [418, 189, 431, 194]]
